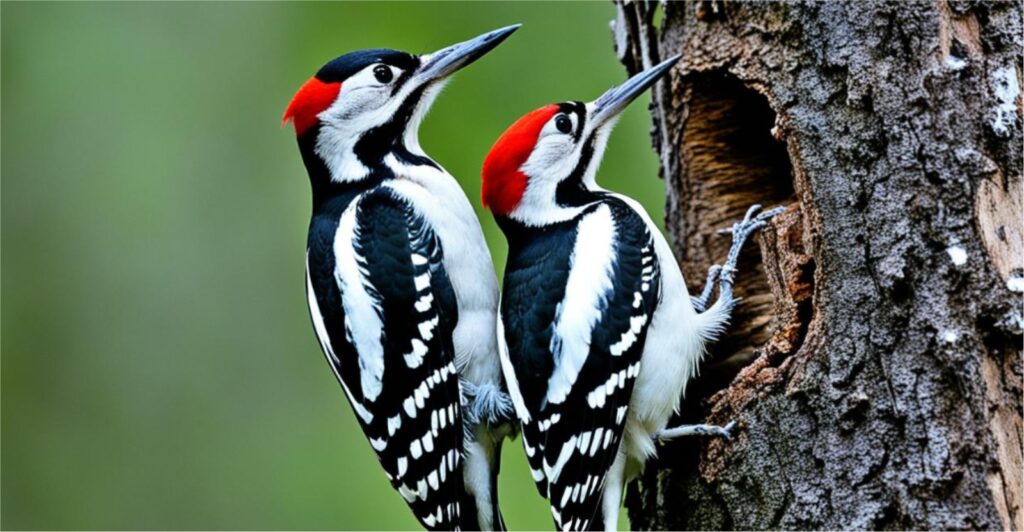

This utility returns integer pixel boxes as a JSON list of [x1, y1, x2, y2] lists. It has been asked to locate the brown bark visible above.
[[611, 1, 1023, 529]]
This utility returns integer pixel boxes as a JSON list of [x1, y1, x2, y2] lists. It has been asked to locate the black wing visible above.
[[306, 187, 464, 530], [501, 201, 660, 531]]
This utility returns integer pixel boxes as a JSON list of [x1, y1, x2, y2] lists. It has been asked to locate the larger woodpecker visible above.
[[284, 26, 519, 531], [482, 56, 783, 531]]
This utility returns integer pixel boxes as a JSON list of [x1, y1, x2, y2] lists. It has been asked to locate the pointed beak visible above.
[[590, 54, 681, 127], [415, 24, 521, 84]]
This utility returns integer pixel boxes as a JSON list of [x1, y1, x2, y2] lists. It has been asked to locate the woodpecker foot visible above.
[[715, 204, 785, 300], [691, 264, 722, 313], [656, 420, 737, 443]]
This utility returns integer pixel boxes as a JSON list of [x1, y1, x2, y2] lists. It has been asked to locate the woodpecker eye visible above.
[[373, 65, 393, 84], [555, 115, 572, 134]]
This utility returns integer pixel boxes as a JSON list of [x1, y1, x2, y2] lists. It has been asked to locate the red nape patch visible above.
[[282, 77, 341, 136], [481, 105, 559, 215]]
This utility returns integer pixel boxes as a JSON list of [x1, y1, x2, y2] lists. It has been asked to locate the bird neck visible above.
[[298, 124, 444, 213], [297, 127, 382, 212]]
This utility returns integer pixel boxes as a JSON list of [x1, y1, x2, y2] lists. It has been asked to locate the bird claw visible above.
[[654, 420, 739, 443], [716, 204, 785, 235], [718, 266, 736, 286], [718, 420, 738, 440], [699, 204, 785, 314]]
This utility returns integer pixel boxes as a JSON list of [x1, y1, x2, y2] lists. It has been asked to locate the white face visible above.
[[519, 110, 583, 182], [520, 103, 617, 185], [318, 63, 410, 133], [313, 61, 445, 182], [509, 103, 616, 225]]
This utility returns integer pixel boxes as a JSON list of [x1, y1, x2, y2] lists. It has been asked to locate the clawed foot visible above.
[[655, 420, 738, 443], [691, 264, 722, 313], [717, 205, 786, 274], [693, 204, 784, 314], [717, 204, 786, 238]]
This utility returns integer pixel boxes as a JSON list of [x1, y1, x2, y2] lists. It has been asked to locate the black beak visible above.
[[415, 25, 521, 83], [591, 55, 681, 127]]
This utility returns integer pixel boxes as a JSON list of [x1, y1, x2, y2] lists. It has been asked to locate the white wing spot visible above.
[[418, 316, 438, 341], [404, 351, 423, 369], [578, 430, 592, 452], [545, 435, 577, 483], [414, 381, 429, 409], [414, 293, 434, 312], [605, 374, 618, 394], [560, 486, 572, 508], [589, 428, 604, 456], [397, 457, 408, 477]]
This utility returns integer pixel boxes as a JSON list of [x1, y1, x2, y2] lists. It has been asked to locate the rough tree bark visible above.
[[611, 1, 1022, 529]]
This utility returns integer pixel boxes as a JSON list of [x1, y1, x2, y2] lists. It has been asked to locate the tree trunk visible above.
[[611, 1, 1023, 529]]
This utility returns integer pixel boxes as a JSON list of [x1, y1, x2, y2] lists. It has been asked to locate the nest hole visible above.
[[673, 72, 797, 416]]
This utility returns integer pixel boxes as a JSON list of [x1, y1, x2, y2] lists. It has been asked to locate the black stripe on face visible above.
[[316, 49, 432, 170], [554, 136, 602, 208], [553, 101, 603, 208], [390, 63, 418, 96], [353, 82, 440, 170], [557, 101, 587, 142]]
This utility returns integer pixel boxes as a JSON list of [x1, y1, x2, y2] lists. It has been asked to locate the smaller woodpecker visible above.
[[482, 56, 783, 531], [285, 26, 520, 531]]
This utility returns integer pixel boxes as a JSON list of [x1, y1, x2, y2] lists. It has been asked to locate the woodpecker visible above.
[[481, 56, 783, 531], [284, 26, 519, 531]]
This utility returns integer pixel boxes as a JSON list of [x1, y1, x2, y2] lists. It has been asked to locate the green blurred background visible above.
[[1, 2, 662, 529]]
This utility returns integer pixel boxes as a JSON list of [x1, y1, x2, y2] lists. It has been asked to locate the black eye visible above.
[[374, 65, 393, 84], [555, 114, 572, 134]]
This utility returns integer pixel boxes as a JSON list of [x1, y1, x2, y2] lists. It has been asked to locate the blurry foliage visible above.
[[2, 2, 660, 529]]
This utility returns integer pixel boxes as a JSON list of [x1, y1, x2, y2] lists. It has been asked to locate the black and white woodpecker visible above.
[[283, 26, 520, 531], [481, 56, 783, 531]]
